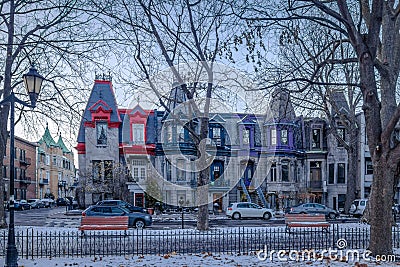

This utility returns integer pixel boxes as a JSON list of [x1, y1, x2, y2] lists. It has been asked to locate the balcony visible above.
[[39, 179, 49, 185], [210, 179, 230, 188], [19, 157, 31, 166], [19, 176, 32, 185], [309, 180, 322, 189]]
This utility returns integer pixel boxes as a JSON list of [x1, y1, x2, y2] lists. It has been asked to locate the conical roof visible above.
[[57, 135, 71, 153], [38, 125, 57, 147]]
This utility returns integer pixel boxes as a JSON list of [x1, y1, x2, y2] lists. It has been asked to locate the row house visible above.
[[36, 126, 76, 199], [2, 136, 37, 200], [77, 76, 354, 211]]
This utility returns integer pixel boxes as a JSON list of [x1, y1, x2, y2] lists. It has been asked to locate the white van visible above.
[[349, 199, 368, 217]]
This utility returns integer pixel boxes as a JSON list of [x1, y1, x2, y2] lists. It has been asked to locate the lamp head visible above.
[[23, 65, 44, 108]]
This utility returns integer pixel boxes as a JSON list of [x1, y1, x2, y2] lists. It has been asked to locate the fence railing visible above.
[[0, 225, 398, 258]]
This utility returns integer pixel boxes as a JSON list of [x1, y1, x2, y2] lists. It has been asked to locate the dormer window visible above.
[[211, 127, 222, 146], [280, 129, 288, 145], [270, 128, 277, 146], [311, 127, 321, 149], [132, 124, 145, 144], [337, 127, 345, 147], [96, 122, 108, 145], [243, 128, 250, 145]]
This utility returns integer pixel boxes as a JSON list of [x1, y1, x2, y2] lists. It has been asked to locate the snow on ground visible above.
[[1, 252, 398, 266]]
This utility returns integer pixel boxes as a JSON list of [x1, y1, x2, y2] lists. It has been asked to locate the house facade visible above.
[[36, 126, 76, 199], [2, 136, 37, 200], [77, 76, 361, 211]]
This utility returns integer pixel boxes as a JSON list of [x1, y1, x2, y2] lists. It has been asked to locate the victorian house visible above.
[[77, 76, 359, 212]]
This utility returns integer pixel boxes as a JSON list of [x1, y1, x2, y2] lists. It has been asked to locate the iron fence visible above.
[[0, 225, 398, 258]]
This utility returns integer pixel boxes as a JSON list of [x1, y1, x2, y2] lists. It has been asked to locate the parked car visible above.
[[66, 197, 78, 209], [40, 198, 55, 208], [56, 198, 68, 206], [28, 199, 45, 209], [82, 205, 152, 228], [17, 200, 32, 210], [226, 202, 275, 220], [96, 200, 147, 213], [349, 199, 368, 217], [287, 203, 339, 219]]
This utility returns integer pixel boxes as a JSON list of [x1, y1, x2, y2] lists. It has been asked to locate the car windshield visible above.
[[119, 206, 130, 213]]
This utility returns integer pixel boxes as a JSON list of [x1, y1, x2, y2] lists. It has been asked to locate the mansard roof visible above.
[[330, 90, 349, 117], [265, 87, 296, 122], [77, 79, 121, 143]]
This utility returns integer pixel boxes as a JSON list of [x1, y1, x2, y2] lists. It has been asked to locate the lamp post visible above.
[[1, 65, 44, 267], [178, 198, 184, 229]]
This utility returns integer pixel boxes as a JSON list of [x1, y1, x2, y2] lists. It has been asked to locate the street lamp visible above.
[[0, 65, 44, 267]]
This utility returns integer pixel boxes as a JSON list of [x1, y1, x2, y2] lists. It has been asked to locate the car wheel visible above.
[[328, 212, 336, 219], [232, 212, 241, 220], [135, 219, 145, 229], [263, 212, 272, 220]]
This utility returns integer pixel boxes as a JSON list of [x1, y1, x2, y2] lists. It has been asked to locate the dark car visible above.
[[287, 203, 339, 219], [82, 205, 152, 228], [96, 200, 147, 213], [17, 200, 32, 210], [56, 198, 68, 206]]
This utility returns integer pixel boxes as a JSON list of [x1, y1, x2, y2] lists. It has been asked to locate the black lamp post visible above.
[[178, 198, 184, 229], [1, 65, 44, 267]]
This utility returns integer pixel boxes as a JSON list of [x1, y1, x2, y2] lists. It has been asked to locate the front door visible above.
[[244, 162, 254, 187]]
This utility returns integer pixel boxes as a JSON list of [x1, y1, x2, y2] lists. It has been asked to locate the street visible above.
[[10, 207, 361, 230]]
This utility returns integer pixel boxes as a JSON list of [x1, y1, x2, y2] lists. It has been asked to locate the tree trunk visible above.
[[196, 117, 210, 231], [369, 161, 394, 255], [344, 129, 359, 213]]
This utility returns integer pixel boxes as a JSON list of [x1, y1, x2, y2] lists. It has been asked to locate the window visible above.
[[311, 128, 321, 149], [19, 149, 25, 161], [176, 159, 185, 181], [337, 128, 345, 147], [270, 128, 277, 146], [166, 159, 172, 181], [328, 164, 335, 184], [53, 156, 57, 165], [212, 127, 221, 145], [132, 124, 145, 144], [46, 171, 50, 182], [270, 163, 277, 182], [281, 162, 289, 182], [178, 126, 185, 142], [211, 161, 224, 182], [365, 157, 373, 175], [46, 155, 50, 165], [165, 126, 173, 143], [337, 163, 346, 183], [132, 159, 146, 181], [243, 128, 250, 145], [96, 122, 108, 145], [281, 129, 288, 145], [92, 160, 102, 183], [2, 166, 6, 179], [104, 160, 113, 180]]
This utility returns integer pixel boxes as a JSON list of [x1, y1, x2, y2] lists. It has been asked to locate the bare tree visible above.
[[232, 0, 400, 255], [0, 0, 111, 228], [90, 0, 238, 230]]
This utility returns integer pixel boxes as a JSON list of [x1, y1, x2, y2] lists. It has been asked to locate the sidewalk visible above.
[[3, 253, 396, 267]]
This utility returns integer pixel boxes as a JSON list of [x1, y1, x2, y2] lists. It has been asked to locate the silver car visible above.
[[288, 203, 339, 219], [226, 202, 275, 220]]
